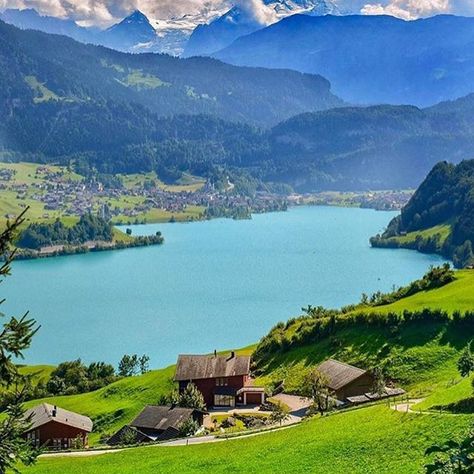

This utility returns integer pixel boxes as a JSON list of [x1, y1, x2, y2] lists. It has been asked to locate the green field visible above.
[[363, 269, 474, 314], [394, 223, 452, 245], [24, 407, 472, 474], [119, 70, 171, 90]]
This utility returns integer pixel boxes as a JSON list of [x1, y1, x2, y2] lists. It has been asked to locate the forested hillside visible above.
[[371, 160, 474, 267], [2, 21, 474, 190], [0, 20, 341, 129]]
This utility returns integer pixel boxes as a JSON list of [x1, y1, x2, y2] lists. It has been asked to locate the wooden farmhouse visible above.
[[23, 403, 92, 449], [174, 351, 266, 408]]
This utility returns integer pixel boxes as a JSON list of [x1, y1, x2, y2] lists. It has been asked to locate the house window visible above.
[[214, 394, 235, 407], [216, 378, 228, 386]]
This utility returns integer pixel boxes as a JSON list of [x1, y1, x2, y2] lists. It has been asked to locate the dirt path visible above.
[[390, 398, 464, 416]]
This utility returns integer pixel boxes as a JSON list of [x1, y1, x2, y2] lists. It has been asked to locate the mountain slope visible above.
[[101, 10, 156, 51], [184, 0, 342, 57], [256, 100, 474, 190], [214, 14, 474, 106], [0, 19, 341, 129], [371, 160, 474, 268]]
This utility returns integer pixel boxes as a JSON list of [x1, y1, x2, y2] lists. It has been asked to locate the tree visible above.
[[138, 355, 150, 375], [0, 210, 40, 473], [372, 366, 386, 397], [458, 342, 474, 378], [118, 354, 139, 377], [269, 401, 290, 426], [424, 425, 473, 473], [301, 368, 335, 416], [178, 418, 200, 437], [177, 383, 206, 410], [119, 427, 138, 446]]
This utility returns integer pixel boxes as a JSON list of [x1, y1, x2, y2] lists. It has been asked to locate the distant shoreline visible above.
[[12, 235, 164, 261]]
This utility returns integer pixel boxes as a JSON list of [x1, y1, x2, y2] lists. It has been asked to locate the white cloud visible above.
[[236, 0, 278, 24], [361, 0, 460, 20], [0, 0, 233, 27], [0, 0, 472, 27]]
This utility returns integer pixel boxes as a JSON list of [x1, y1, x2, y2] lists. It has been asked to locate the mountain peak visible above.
[[127, 10, 149, 22]]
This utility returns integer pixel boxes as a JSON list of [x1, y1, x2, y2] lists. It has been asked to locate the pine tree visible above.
[[0, 210, 40, 473]]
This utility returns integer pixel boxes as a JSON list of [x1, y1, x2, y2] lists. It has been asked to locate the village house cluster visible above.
[[23, 353, 404, 450], [1, 165, 286, 222]]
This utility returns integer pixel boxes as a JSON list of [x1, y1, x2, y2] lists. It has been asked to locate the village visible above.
[[0, 163, 288, 225], [23, 351, 405, 452], [0, 163, 410, 229]]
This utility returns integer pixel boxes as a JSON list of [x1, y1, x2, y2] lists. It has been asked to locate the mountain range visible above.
[[183, 0, 342, 57], [0, 1, 342, 56], [2, 18, 474, 192], [214, 14, 474, 106]]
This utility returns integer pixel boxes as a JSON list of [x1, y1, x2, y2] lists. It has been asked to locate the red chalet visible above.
[[174, 351, 265, 408], [24, 403, 93, 449]]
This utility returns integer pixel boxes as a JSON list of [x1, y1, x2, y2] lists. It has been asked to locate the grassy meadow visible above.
[[24, 407, 472, 474]]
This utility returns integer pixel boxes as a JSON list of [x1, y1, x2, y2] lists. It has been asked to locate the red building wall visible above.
[[25, 420, 90, 449], [180, 375, 247, 407]]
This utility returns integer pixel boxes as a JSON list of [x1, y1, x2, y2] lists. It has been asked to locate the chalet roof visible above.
[[318, 359, 367, 391], [24, 403, 93, 432], [130, 406, 198, 432], [174, 353, 250, 381]]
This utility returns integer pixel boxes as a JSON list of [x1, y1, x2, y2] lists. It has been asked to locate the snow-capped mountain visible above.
[[0, 1, 345, 56], [184, 0, 343, 57], [101, 10, 156, 51]]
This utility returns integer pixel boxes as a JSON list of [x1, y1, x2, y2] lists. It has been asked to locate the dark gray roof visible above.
[[174, 354, 250, 381], [318, 359, 367, 391], [130, 406, 197, 432], [107, 425, 153, 446], [24, 403, 93, 432]]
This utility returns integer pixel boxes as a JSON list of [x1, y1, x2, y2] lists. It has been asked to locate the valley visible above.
[[0, 5, 473, 474]]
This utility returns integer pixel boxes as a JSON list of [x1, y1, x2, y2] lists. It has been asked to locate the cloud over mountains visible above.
[[0, 0, 472, 27]]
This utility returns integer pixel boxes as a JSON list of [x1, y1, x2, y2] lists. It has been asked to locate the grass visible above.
[[365, 270, 474, 314], [24, 406, 472, 474], [395, 223, 452, 245], [121, 70, 170, 90], [24, 366, 176, 445], [24, 76, 61, 103], [414, 377, 473, 412], [253, 271, 474, 407]]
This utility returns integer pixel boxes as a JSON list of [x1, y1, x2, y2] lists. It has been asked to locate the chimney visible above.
[[214, 349, 217, 357], [52, 406, 57, 417], [227, 351, 235, 360]]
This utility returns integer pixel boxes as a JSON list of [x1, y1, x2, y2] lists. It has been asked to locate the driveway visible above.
[[272, 393, 312, 419]]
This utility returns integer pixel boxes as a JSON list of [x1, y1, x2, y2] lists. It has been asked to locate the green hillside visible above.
[[23, 366, 175, 445], [5, 272, 472, 473], [363, 270, 474, 314], [371, 160, 474, 267], [253, 269, 474, 406], [25, 407, 472, 474]]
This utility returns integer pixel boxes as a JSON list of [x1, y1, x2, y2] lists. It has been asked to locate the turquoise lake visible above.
[[8, 206, 447, 367]]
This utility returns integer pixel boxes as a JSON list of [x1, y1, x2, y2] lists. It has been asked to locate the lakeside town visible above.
[[0, 163, 412, 229]]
